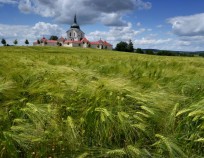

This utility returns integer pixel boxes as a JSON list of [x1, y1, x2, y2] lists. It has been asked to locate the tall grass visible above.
[[0, 46, 204, 157]]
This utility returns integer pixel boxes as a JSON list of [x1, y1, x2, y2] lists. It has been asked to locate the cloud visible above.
[[134, 38, 171, 45], [168, 13, 204, 36], [136, 22, 141, 27], [86, 22, 146, 46], [0, 0, 17, 4], [0, 22, 65, 45], [15, 0, 151, 26], [156, 25, 163, 28]]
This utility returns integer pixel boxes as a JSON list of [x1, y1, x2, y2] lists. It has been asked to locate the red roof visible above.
[[90, 41, 99, 45], [58, 37, 65, 41], [98, 39, 104, 44], [41, 37, 47, 42], [81, 37, 89, 43], [103, 41, 112, 46], [35, 37, 112, 47]]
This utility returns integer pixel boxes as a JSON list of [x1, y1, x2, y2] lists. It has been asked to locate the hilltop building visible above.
[[33, 15, 112, 50]]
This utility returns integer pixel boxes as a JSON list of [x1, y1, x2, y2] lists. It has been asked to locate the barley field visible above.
[[0, 46, 204, 158]]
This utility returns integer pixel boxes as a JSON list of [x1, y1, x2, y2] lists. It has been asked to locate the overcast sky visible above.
[[1, 0, 204, 51]]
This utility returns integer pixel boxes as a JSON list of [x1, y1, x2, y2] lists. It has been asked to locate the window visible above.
[[70, 33, 71, 36]]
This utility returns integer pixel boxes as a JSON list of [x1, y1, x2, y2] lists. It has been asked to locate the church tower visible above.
[[66, 14, 85, 41]]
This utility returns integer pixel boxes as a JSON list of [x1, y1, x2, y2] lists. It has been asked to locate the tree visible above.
[[50, 35, 58, 40], [127, 40, 134, 52], [37, 39, 40, 44], [146, 49, 154, 55], [135, 48, 144, 54], [25, 39, 29, 46], [115, 41, 128, 52], [157, 50, 175, 56], [57, 42, 62, 46], [13, 39, 18, 46], [1, 38, 6, 46]]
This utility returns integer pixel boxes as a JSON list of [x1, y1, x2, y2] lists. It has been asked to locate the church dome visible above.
[[71, 23, 80, 29]]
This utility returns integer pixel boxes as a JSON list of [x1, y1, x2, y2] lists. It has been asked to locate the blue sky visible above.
[[0, 0, 204, 51]]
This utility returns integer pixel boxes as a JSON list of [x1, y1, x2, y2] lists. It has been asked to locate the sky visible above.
[[0, 0, 204, 51]]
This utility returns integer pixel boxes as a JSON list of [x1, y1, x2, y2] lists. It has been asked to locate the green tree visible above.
[[37, 39, 40, 44], [115, 41, 128, 52], [146, 49, 154, 55], [1, 38, 6, 46], [25, 39, 29, 46], [13, 39, 18, 46], [135, 48, 144, 54], [127, 40, 134, 52], [157, 50, 175, 56], [50, 35, 58, 40]]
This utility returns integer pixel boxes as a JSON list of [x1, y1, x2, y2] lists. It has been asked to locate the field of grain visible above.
[[0, 46, 204, 157]]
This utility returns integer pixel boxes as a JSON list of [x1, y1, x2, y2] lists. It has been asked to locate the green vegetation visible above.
[[0, 46, 204, 157], [115, 40, 134, 52], [13, 39, 18, 46]]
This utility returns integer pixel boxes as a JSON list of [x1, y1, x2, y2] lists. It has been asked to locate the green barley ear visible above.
[[154, 134, 187, 158]]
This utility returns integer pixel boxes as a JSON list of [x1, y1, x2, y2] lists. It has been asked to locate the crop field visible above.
[[0, 46, 204, 157]]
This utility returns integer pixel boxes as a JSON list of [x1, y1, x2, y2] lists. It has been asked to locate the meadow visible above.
[[0, 46, 204, 158]]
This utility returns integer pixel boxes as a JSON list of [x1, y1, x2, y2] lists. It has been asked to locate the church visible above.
[[33, 15, 113, 50]]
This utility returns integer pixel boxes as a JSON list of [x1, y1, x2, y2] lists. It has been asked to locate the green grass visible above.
[[0, 46, 204, 157]]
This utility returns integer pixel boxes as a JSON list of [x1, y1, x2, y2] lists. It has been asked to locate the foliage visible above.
[[37, 39, 40, 44], [49, 35, 58, 40], [199, 52, 204, 57], [145, 49, 154, 55], [13, 39, 18, 46], [115, 40, 134, 52], [1, 38, 6, 46], [115, 41, 128, 52], [0, 46, 204, 157], [127, 40, 134, 52], [157, 50, 176, 56], [135, 48, 144, 54], [25, 39, 29, 46]]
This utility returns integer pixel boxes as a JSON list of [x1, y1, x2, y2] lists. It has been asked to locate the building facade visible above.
[[33, 15, 112, 50], [66, 15, 85, 41]]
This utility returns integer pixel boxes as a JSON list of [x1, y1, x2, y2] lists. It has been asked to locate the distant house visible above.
[[33, 15, 112, 50]]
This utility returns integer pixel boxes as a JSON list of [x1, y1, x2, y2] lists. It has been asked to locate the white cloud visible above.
[[168, 13, 204, 36], [14, 0, 152, 26], [134, 37, 171, 45], [0, 0, 17, 4], [156, 25, 163, 28], [136, 22, 141, 27], [1, 20, 204, 51], [0, 22, 65, 45], [86, 22, 146, 46]]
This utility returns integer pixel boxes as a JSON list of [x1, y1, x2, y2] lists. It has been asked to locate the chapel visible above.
[[33, 15, 112, 50]]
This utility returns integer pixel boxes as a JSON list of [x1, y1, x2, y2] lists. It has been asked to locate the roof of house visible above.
[[58, 37, 65, 41], [103, 41, 112, 46], [35, 37, 112, 46], [81, 37, 89, 43], [90, 40, 112, 46]]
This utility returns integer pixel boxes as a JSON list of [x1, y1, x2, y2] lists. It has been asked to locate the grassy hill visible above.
[[0, 46, 204, 157]]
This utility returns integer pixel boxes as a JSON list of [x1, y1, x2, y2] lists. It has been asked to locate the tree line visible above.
[[115, 40, 204, 57], [1, 38, 29, 46]]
